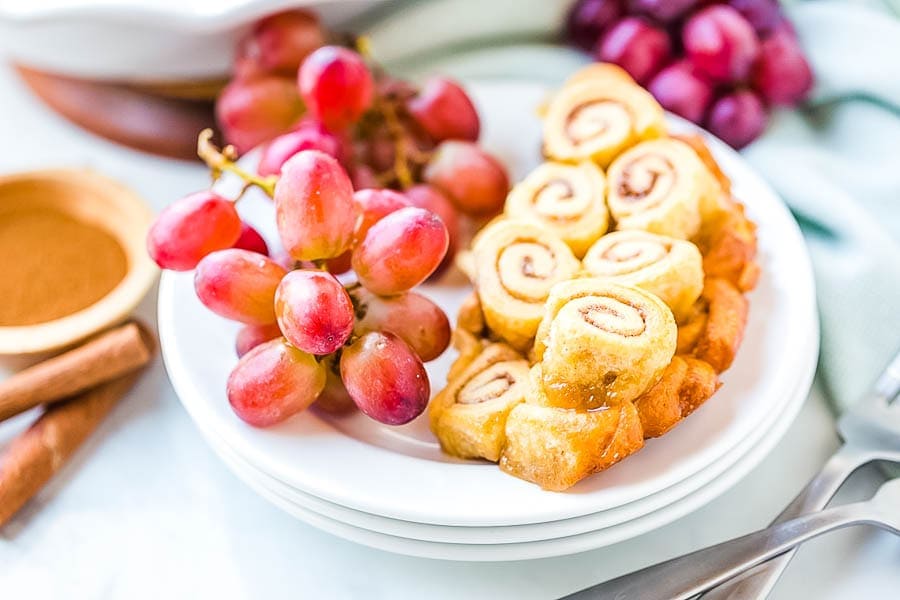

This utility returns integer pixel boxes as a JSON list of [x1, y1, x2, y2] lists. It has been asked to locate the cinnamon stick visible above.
[[0, 371, 141, 527], [0, 322, 152, 423]]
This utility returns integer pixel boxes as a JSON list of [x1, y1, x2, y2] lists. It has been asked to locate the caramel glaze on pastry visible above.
[[582, 230, 704, 322], [499, 365, 644, 491], [606, 138, 721, 240], [633, 356, 720, 438], [429, 344, 530, 462], [504, 161, 609, 258], [472, 220, 580, 351], [533, 279, 677, 410]]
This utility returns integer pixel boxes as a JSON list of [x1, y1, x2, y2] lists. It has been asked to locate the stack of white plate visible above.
[[158, 82, 819, 561]]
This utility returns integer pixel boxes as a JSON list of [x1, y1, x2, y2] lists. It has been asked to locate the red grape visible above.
[[194, 249, 286, 324], [353, 289, 451, 362], [216, 75, 303, 154], [274, 150, 357, 261], [352, 207, 449, 296], [352, 188, 411, 245], [275, 270, 354, 355], [407, 78, 480, 143], [235, 322, 283, 357], [627, 0, 696, 23], [340, 331, 429, 425], [257, 121, 343, 176], [729, 0, 783, 37], [349, 164, 379, 190], [707, 89, 768, 149], [596, 17, 671, 85], [314, 367, 357, 414], [325, 251, 353, 276], [233, 221, 269, 256], [565, 0, 623, 52], [403, 184, 460, 277], [147, 191, 241, 271], [298, 46, 374, 131], [752, 28, 813, 106], [683, 5, 760, 83], [227, 338, 326, 427], [648, 60, 714, 124], [423, 141, 509, 216], [235, 10, 325, 77]]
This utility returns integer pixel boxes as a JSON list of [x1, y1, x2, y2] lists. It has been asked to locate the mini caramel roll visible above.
[[504, 161, 609, 258], [447, 328, 486, 383], [457, 291, 486, 336], [606, 138, 718, 239], [499, 380, 644, 491], [543, 79, 665, 168], [534, 279, 676, 409], [563, 62, 636, 89], [633, 356, 720, 438], [429, 344, 529, 462], [472, 220, 580, 351], [582, 230, 704, 322]]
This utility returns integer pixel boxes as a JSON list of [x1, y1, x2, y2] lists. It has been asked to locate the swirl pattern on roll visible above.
[[429, 344, 529, 462], [472, 220, 580, 350], [533, 279, 677, 409], [607, 138, 718, 239], [542, 78, 665, 168], [505, 161, 609, 258], [582, 230, 704, 321]]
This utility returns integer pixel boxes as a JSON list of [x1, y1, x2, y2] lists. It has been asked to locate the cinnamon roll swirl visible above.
[[606, 138, 718, 239], [472, 220, 580, 350], [505, 161, 609, 258], [582, 230, 704, 321], [429, 344, 529, 462], [499, 367, 644, 491], [533, 279, 677, 409], [543, 79, 665, 167]]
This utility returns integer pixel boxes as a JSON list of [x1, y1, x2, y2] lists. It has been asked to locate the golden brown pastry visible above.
[[472, 220, 580, 351], [633, 356, 720, 438], [533, 279, 677, 409], [692, 278, 749, 373], [606, 138, 718, 239], [542, 78, 665, 167], [504, 161, 609, 258], [696, 195, 760, 292], [500, 367, 644, 491], [582, 230, 704, 322], [563, 62, 636, 88], [429, 344, 529, 462]]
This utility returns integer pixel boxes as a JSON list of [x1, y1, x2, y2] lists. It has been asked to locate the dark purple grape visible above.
[[565, 0, 623, 51], [683, 5, 760, 83], [707, 89, 768, 149], [596, 17, 671, 84], [752, 28, 813, 106], [648, 60, 714, 124], [729, 0, 784, 38]]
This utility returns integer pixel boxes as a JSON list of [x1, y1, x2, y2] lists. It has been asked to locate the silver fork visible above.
[[698, 348, 900, 600], [561, 476, 900, 600], [562, 348, 900, 600]]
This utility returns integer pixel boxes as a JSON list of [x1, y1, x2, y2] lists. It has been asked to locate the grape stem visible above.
[[197, 129, 278, 198]]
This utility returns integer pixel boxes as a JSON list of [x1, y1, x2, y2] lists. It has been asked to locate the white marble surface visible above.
[[0, 61, 897, 599]]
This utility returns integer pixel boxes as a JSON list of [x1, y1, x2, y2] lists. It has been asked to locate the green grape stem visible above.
[[197, 129, 278, 199]]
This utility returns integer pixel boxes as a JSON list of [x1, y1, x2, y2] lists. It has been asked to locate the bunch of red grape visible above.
[[565, 0, 814, 148], [215, 10, 510, 258], [148, 149, 455, 427]]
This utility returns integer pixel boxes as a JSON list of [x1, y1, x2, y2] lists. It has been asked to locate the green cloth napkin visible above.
[[359, 0, 900, 413]]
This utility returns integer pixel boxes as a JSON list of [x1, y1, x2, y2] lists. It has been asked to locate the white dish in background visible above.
[[0, 0, 388, 81], [159, 81, 818, 528]]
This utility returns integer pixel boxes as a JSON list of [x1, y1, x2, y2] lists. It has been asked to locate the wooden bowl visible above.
[[0, 169, 158, 356]]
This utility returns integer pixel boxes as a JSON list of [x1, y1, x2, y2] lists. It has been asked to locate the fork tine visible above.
[[873, 348, 900, 405]]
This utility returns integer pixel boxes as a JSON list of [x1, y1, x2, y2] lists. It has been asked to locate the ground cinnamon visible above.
[[0, 209, 127, 326]]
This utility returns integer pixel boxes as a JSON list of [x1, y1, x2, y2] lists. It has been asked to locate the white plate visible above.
[[186, 329, 816, 546], [159, 81, 818, 526], [195, 340, 813, 560]]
